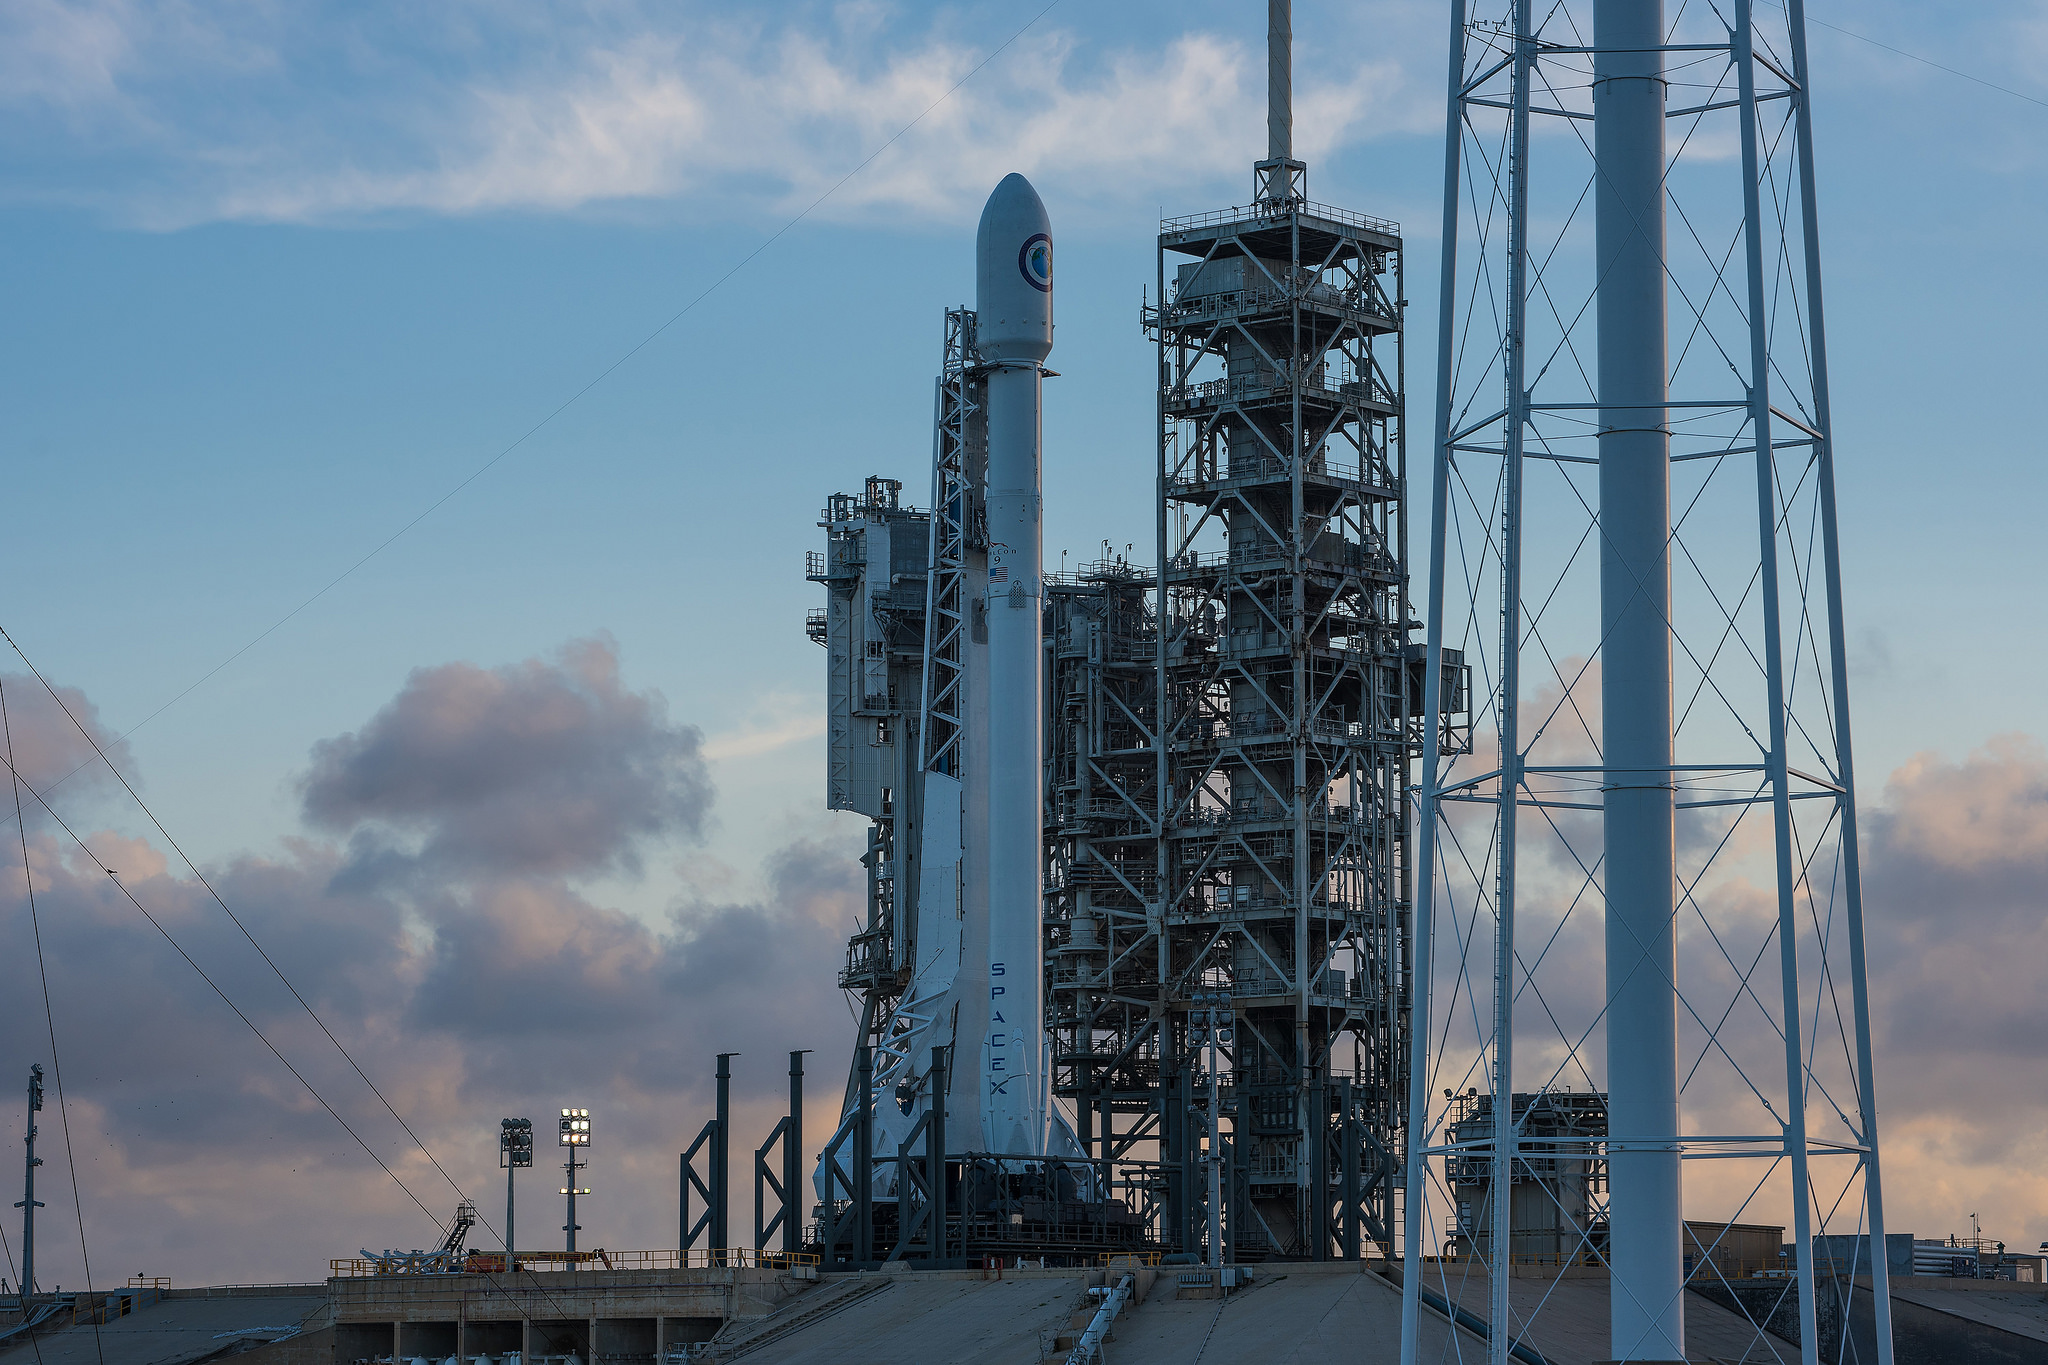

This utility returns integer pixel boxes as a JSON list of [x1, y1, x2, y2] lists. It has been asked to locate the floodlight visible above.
[[500, 1116, 534, 1169]]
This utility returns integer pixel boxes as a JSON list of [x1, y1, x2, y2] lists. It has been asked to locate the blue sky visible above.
[[3, 0, 2040, 905], [0, 0, 2045, 1281]]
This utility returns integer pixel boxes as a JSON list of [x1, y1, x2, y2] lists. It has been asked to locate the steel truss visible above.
[[1137, 161, 1423, 1260], [1398, 4, 1894, 1364]]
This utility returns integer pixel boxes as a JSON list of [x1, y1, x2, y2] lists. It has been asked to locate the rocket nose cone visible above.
[[979, 172, 1045, 229], [975, 173, 1052, 363]]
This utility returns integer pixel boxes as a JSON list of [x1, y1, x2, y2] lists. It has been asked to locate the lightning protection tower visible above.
[[1399, 4, 1894, 1364]]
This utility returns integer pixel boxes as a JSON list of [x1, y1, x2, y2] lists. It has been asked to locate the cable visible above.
[[0, 678, 105, 1365], [0, 1186, 50, 1365], [3, 0, 1070, 825], [1769, 2, 2048, 112], [0, 637, 660, 1330], [0, 626, 484, 1232], [0, 744, 449, 1237], [0, 743, 595, 1326]]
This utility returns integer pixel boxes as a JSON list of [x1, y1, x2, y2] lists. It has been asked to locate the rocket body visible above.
[[976, 173, 1052, 1157]]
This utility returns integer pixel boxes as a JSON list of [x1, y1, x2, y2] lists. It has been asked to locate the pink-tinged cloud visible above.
[[0, 639, 855, 1287], [300, 635, 711, 879]]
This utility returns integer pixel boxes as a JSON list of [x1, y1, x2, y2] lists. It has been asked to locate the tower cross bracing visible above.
[[1398, 4, 1895, 1363]]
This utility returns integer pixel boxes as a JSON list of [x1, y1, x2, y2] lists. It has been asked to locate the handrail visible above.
[[1161, 200, 1400, 238], [328, 1249, 821, 1278]]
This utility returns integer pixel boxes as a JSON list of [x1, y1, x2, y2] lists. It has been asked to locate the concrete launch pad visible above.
[[8, 1269, 2048, 1365]]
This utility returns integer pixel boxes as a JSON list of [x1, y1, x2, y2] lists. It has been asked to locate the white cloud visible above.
[[0, 2, 1438, 228]]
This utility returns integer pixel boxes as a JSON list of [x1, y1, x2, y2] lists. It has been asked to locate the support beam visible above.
[[1594, 3, 1683, 1358]]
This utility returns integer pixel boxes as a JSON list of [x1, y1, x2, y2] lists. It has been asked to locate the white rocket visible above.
[[976, 172, 1053, 1156], [815, 175, 1071, 1205]]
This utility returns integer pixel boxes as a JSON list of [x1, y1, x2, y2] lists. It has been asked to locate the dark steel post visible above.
[[855, 1045, 874, 1264], [1342, 1079, 1361, 1260], [930, 1046, 949, 1263], [714, 1053, 735, 1260], [564, 1155, 579, 1254], [1401, 2, 1468, 1354], [1310, 1079, 1329, 1261], [16, 1066, 43, 1300], [785, 1051, 806, 1256]]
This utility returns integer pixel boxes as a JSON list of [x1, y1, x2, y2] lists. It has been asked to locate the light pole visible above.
[[559, 1109, 590, 1254], [15, 1066, 43, 1302], [499, 1119, 532, 1269]]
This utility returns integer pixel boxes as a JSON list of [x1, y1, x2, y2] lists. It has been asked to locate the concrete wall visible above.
[[329, 1268, 812, 1365]]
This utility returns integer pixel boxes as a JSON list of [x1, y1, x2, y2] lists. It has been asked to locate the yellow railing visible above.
[[71, 1286, 163, 1325], [330, 1249, 821, 1278], [1099, 1252, 1164, 1268]]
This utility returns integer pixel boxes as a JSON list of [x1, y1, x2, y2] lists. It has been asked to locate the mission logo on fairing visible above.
[[1019, 233, 1052, 292]]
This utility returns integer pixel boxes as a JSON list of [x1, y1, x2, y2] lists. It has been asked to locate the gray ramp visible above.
[[1887, 1280, 2048, 1344], [0, 1292, 327, 1365], [743, 1265, 1481, 1365], [741, 1273, 1083, 1365], [1431, 1269, 1791, 1364], [1105, 1265, 1475, 1364]]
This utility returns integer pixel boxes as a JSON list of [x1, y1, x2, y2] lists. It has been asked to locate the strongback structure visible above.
[[1399, 4, 1895, 1364], [807, 4, 1419, 1266]]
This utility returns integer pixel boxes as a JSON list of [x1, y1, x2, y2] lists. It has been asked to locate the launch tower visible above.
[[1126, 0, 1431, 1259], [807, 2, 1427, 1266]]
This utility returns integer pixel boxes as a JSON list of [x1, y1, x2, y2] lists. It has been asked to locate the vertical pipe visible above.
[[1594, 1, 1683, 1357], [930, 1046, 949, 1262], [1310, 1080, 1329, 1261], [1078, 1061, 1093, 1163], [1392, 238, 1412, 1260], [1342, 1079, 1361, 1261], [1196, 1023, 1212, 1268], [855, 1045, 874, 1264], [1400, 3, 1468, 1358], [786, 1052, 806, 1257], [1267, 0, 1293, 200], [1488, 4, 1535, 1362], [1732, 7, 1820, 1361], [1783, 4, 1895, 1358], [1155, 218, 1176, 1257]]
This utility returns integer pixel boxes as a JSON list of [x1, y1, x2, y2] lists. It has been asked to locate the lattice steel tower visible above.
[[1137, 0, 1423, 1259], [1399, 3, 1895, 1363]]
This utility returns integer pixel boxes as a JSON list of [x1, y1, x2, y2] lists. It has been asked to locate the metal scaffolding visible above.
[[807, 22, 1429, 1256], [1141, 155, 1427, 1259]]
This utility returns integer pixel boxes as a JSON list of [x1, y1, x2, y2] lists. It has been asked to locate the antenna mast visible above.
[[14, 1065, 43, 1302]]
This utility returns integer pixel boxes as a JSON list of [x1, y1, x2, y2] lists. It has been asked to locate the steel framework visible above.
[[1142, 157, 1422, 1259], [1398, 4, 1894, 1364]]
